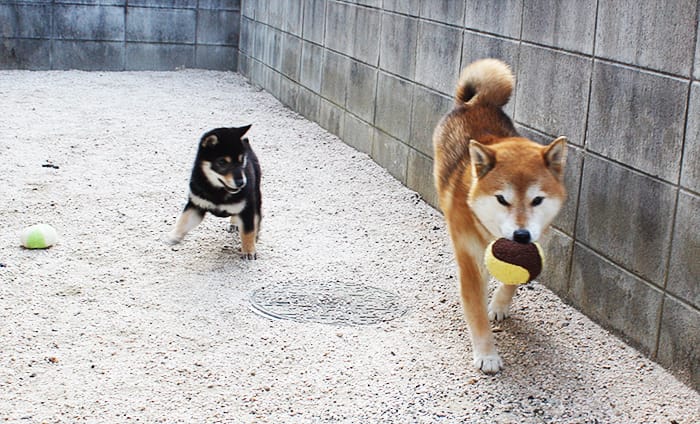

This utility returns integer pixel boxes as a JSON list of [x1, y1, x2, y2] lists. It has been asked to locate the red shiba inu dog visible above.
[[433, 59, 567, 373]]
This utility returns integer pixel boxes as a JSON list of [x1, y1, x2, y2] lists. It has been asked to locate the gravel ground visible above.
[[0, 70, 697, 423]]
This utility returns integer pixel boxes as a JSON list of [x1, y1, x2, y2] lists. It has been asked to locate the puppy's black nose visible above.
[[513, 229, 531, 244]]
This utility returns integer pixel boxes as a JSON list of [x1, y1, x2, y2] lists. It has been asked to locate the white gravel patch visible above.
[[0, 70, 697, 423]]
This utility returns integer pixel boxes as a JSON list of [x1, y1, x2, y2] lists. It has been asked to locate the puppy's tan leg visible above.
[[233, 214, 258, 260], [166, 203, 204, 245], [489, 283, 518, 321]]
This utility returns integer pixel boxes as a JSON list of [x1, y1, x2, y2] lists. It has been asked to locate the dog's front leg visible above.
[[456, 251, 503, 373], [166, 201, 205, 245]]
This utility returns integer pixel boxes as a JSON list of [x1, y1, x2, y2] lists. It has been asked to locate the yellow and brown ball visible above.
[[484, 238, 544, 285]]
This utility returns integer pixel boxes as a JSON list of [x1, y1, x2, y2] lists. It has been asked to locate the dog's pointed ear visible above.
[[201, 134, 218, 148], [544, 136, 567, 180], [469, 139, 496, 178], [236, 124, 252, 138]]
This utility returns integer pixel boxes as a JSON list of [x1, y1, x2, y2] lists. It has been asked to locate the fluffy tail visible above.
[[455, 59, 514, 107]]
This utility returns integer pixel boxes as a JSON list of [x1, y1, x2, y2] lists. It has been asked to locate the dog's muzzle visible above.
[[219, 178, 246, 194]]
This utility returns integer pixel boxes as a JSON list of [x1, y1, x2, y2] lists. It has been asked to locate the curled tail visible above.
[[455, 59, 514, 107]]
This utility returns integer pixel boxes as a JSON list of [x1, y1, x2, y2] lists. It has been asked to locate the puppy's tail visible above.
[[454, 58, 514, 108]]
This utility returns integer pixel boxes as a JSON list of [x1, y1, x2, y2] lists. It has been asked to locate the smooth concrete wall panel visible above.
[[667, 191, 700, 309], [320, 49, 350, 106], [352, 6, 380, 66], [372, 129, 409, 184], [300, 41, 323, 92], [383, 0, 420, 16], [344, 113, 374, 155], [463, 0, 522, 39], [515, 46, 590, 147], [129, 0, 197, 8], [379, 12, 418, 80], [552, 145, 583, 236], [125, 43, 194, 70], [587, 62, 687, 183], [539, 229, 574, 298], [280, 32, 301, 82], [195, 45, 237, 71], [595, 0, 697, 77], [296, 86, 321, 123], [577, 156, 676, 285], [570, 243, 663, 355], [199, 0, 240, 11], [657, 297, 700, 389], [521, 0, 596, 55], [126, 7, 196, 43], [682, 83, 700, 192], [420, 0, 464, 27], [406, 149, 438, 207], [53, 5, 124, 41], [324, 1, 354, 57], [319, 99, 345, 139], [415, 21, 461, 94]]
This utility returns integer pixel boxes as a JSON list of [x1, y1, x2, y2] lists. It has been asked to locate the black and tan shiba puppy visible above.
[[167, 125, 262, 259]]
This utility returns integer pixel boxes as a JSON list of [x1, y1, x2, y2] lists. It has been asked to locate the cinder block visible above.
[[576, 156, 676, 285], [0, 39, 51, 70], [127, 0, 197, 7], [681, 83, 700, 192], [53, 5, 124, 41], [347, 0, 380, 7], [280, 33, 301, 81], [667, 191, 700, 309], [55, 1, 125, 5], [522, 0, 595, 54], [383, 0, 420, 15], [282, 0, 302, 37], [696, 25, 700, 80], [345, 60, 377, 123], [538, 228, 573, 298], [406, 149, 438, 208], [239, 17, 252, 54], [415, 21, 461, 94], [0, 4, 52, 38], [297, 85, 321, 122], [278, 75, 299, 110], [302, 0, 325, 45], [657, 296, 700, 391], [324, 1, 354, 57], [352, 6, 380, 66], [266, 0, 284, 29], [199, 0, 240, 11], [379, 12, 418, 80], [514, 45, 590, 147], [344, 113, 374, 155], [262, 66, 281, 99], [569, 243, 663, 355], [299, 41, 323, 92], [463, 0, 522, 38], [125, 42, 195, 70], [252, 21, 266, 60], [587, 62, 686, 183], [197, 9, 240, 46], [53, 40, 124, 70], [237, 51, 249, 75], [241, 0, 255, 18], [126, 7, 196, 43], [596, 0, 696, 76], [420, 0, 464, 26], [262, 28, 282, 71], [409, 85, 451, 157], [375, 72, 414, 142], [195, 45, 237, 70], [319, 99, 345, 139], [320, 49, 350, 106], [254, 0, 269, 25], [372, 129, 409, 183]]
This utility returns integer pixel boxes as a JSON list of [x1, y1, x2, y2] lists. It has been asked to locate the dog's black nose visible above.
[[513, 229, 531, 244]]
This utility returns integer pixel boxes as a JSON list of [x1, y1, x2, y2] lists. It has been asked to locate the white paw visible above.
[[473, 353, 503, 374], [488, 300, 510, 322], [164, 232, 182, 245]]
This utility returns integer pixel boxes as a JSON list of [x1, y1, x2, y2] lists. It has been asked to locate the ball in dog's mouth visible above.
[[484, 238, 544, 285]]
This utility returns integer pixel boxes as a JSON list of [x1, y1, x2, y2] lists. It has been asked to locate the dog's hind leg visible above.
[[235, 210, 258, 260], [166, 201, 205, 245]]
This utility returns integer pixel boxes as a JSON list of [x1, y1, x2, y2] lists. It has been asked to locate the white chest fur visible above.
[[189, 192, 247, 215]]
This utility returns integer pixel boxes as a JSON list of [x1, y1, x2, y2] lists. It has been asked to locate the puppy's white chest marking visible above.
[[189, 192, 247, 215]]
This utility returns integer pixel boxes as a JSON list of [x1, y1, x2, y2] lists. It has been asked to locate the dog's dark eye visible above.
[[215, 158, 228, 167], [532, 196, 544, 206], [496, 195, 510, 206]]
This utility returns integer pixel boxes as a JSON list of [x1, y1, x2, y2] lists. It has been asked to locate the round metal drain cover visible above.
[[249, 280, 407, 326]]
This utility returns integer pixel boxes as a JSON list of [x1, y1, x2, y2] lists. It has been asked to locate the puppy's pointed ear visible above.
[[236, 124, 252, 138], [469, 140, 496, 178], [201, 134, 218, 148], [544, 136, 567, 180]]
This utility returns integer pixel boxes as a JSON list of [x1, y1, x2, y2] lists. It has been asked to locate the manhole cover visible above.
[[249, 280, 407, 326]]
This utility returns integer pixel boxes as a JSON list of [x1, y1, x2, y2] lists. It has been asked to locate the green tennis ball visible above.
[[484, 238, 544, 285], [20, 224, 58, 249]]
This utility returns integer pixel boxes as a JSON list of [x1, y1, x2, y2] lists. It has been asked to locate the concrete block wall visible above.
[[0, 0, 240, 71], [239, 0, 700, 390]]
